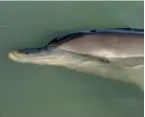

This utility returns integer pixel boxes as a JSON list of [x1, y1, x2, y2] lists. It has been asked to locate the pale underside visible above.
[[45, 49, 144, 91], [51, 34, 144, 90]]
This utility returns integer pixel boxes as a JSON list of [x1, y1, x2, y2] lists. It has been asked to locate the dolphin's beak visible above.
[[8, 48, 43, 62], [8, 50, 24, 62]]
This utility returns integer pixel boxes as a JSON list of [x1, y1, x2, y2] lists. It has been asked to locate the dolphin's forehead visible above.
[[54, 34, 144, 58]]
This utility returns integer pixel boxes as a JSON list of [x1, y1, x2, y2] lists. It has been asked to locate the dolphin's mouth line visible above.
[[8, 52, 22, 61], [8, 51, 35, 61], [8, 50, 52, 62]]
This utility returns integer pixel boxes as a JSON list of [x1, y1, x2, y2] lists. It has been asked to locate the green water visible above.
[[0, 1, 143, 117]]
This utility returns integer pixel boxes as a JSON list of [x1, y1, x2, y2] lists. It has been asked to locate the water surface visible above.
[[0, 1, 143, 117]]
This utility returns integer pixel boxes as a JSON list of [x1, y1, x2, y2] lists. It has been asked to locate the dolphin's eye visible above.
[[24, 52, 30, 54], [91, 30, 96, 32], [98, 57, 110, 64]]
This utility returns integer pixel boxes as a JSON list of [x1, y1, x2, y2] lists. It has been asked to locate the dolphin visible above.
[[8, 28, 144, 91]]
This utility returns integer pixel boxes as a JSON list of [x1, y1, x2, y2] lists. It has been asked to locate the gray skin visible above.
[[8, 33, 144, 91]]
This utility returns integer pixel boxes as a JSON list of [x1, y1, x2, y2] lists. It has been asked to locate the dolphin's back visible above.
[[48, 28, 144, 58], [56, 34, 143, 58]]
